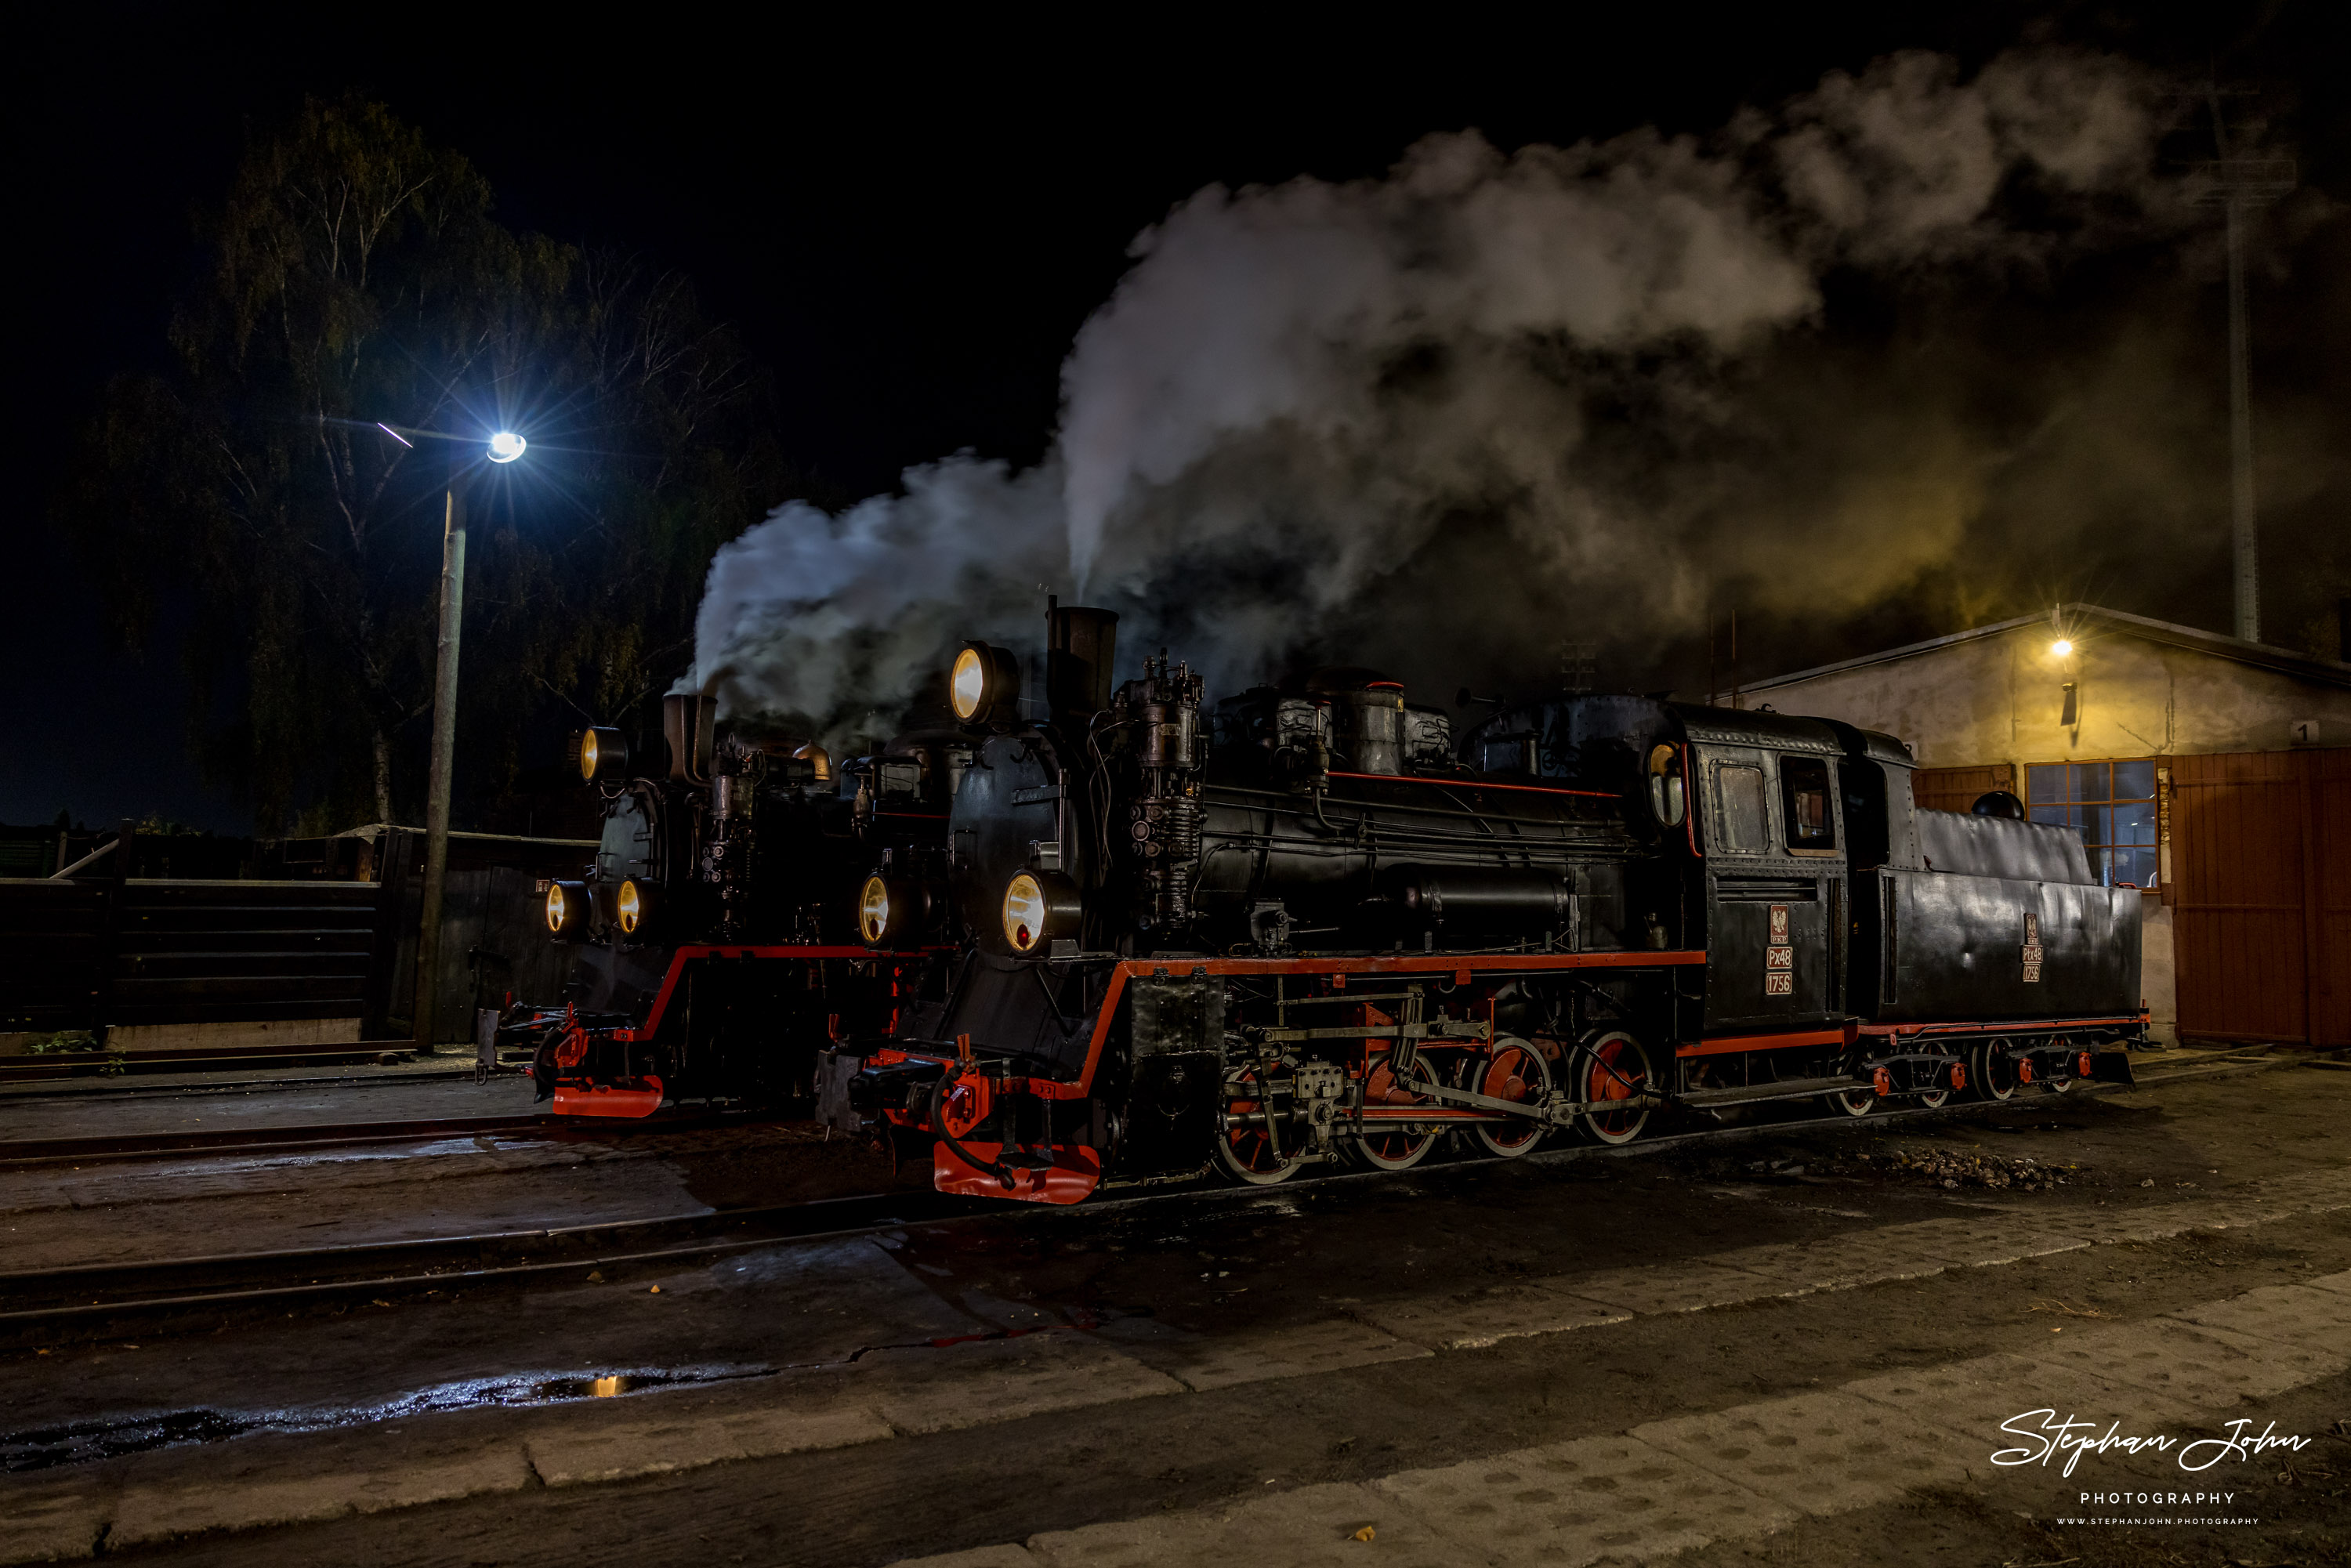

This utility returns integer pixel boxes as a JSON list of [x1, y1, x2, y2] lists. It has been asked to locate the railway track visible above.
[[6, 1062, 2286, 1347], [0, 1049, 2308, 1349], [0, 1191, 980, 1349], [0, 1064, 492, 1103], [0, 1108, 781, 1170]]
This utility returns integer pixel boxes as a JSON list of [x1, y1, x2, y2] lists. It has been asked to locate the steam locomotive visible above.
[[519, 692, 955, 1116], [535, 604, 2144, 1202]]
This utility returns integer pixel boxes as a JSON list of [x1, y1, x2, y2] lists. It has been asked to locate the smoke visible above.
[[693, 47, 2183, 737]]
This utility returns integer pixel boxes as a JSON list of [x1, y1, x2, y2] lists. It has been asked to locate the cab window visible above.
[[1715, 763, 1769, 853], [1780, 756, 1836, 851]]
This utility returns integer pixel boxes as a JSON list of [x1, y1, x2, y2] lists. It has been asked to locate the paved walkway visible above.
[[6, 1159, 2346, 1564]]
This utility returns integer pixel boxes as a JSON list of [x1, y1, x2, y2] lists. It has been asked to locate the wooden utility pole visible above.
[[412, 471, 469, 1048], [2196, 91, 2295, 644]]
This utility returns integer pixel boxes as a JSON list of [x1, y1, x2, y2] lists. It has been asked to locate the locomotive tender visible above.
[[540, 603, 2143, 1202]]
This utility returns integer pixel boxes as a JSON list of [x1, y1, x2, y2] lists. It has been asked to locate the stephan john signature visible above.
[[1993, 1411, 2312, 1477]]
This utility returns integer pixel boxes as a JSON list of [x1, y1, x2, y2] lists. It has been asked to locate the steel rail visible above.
[[0, 1067, 487, 1103], [0, 1109, 779, 1169], [0, 1190, 984, 1342], [0, 1052, 2258, 1343]]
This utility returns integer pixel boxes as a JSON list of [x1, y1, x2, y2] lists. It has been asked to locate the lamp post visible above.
[[409, 429, 526, 1051]]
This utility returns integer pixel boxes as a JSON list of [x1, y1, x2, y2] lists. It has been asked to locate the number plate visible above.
[[1764, 972, 1795, 996]]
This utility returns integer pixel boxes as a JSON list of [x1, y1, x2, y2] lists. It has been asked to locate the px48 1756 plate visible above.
[[1764, 903, 1795, 993]]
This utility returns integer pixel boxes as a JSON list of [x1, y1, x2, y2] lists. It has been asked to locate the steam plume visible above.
[[693, 48, 2179, 737]]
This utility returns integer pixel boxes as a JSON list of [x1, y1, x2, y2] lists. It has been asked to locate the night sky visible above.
[[10, 5, 2342, 834]]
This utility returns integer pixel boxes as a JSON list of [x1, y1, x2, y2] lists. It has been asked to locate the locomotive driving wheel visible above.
[[1972, 1036, 2020, 1102], [1465, 1034, 1552, 1159], [1576, 1030, 1652, 1146], [1353, 1053, 1440, 1171], [1215, 1063, 1303, 1185], [1828, 1087, 1877, 1117]]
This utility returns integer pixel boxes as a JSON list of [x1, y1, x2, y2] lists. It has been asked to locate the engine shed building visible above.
[[1734, 603, 2351, 1049]]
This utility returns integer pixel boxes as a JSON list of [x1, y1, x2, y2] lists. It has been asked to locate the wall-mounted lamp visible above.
[[2050, 638, 2074, 657]]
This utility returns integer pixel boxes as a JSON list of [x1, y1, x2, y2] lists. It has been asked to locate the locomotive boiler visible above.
[[814, 606, 2145, 1203]]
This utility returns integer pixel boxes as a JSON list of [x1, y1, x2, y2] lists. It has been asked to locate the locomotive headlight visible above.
[[858, 874, 927, 948], [1646, 743, 1686, 828], [948, 641, 1020, 723], [579, 726, 629, 782], [951, 648, 986, 719], [1001, 870, 1081, 954], [545, 880, 592, 941], [615, 878, 660, 937]]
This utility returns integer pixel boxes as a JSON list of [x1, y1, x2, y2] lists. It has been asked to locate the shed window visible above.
[[2026, 759, 2157, 888], [1715, 764, 1769, 854], [1780, 756, 1836, 850]]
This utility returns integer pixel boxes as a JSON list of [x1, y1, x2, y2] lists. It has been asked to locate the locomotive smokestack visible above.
[[664, 692, 715, 784], [1047, 604, 1120, 721]]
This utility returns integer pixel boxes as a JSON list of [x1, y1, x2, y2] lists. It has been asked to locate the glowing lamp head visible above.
[[1646, 742, 1686, 829], [578, 726, 628, 782], [999, 869, 1079, 955], [616, 878, 647, 936], [947, 640, 1017, 724], [2050, 639, 2074, 657], [544, 879, 591, 940], [859, 873, 927, 948], [951, 647, 987, 720], [1002, 872, 1045, 952], [487, 431, 527, 464]]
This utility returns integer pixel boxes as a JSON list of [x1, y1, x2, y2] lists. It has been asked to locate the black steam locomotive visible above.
[[531, 603, 2143, 1204], [519, 691, 955, 1116], [811, 605, 2143, 1203]]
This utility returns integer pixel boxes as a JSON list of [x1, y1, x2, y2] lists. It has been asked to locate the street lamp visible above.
[[386, 425, 527, 1052]]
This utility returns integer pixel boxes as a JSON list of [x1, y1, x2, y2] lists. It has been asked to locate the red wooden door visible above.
[[2169, 749, 2349, 1045], [2312, 750, 2351, 1047]]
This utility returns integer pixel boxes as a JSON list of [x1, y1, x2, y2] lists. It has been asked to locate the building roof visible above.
[[1742, 603, 2351, 694]]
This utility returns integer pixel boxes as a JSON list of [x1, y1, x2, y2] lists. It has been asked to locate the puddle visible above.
[[2, 1408, 253, 1471], [0, 1363, 773, 1474]]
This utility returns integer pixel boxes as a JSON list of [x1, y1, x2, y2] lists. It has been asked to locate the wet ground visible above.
[[0, 1054, 2346, 1566], [0, 1067, 926, 1269]]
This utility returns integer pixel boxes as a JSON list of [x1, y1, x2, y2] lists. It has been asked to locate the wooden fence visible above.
[[0, 826, 409, 1041], [1, 824, 592, 1047]]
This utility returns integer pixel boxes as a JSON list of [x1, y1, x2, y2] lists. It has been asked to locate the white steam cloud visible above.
[[691, 48, 2175, 738]]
